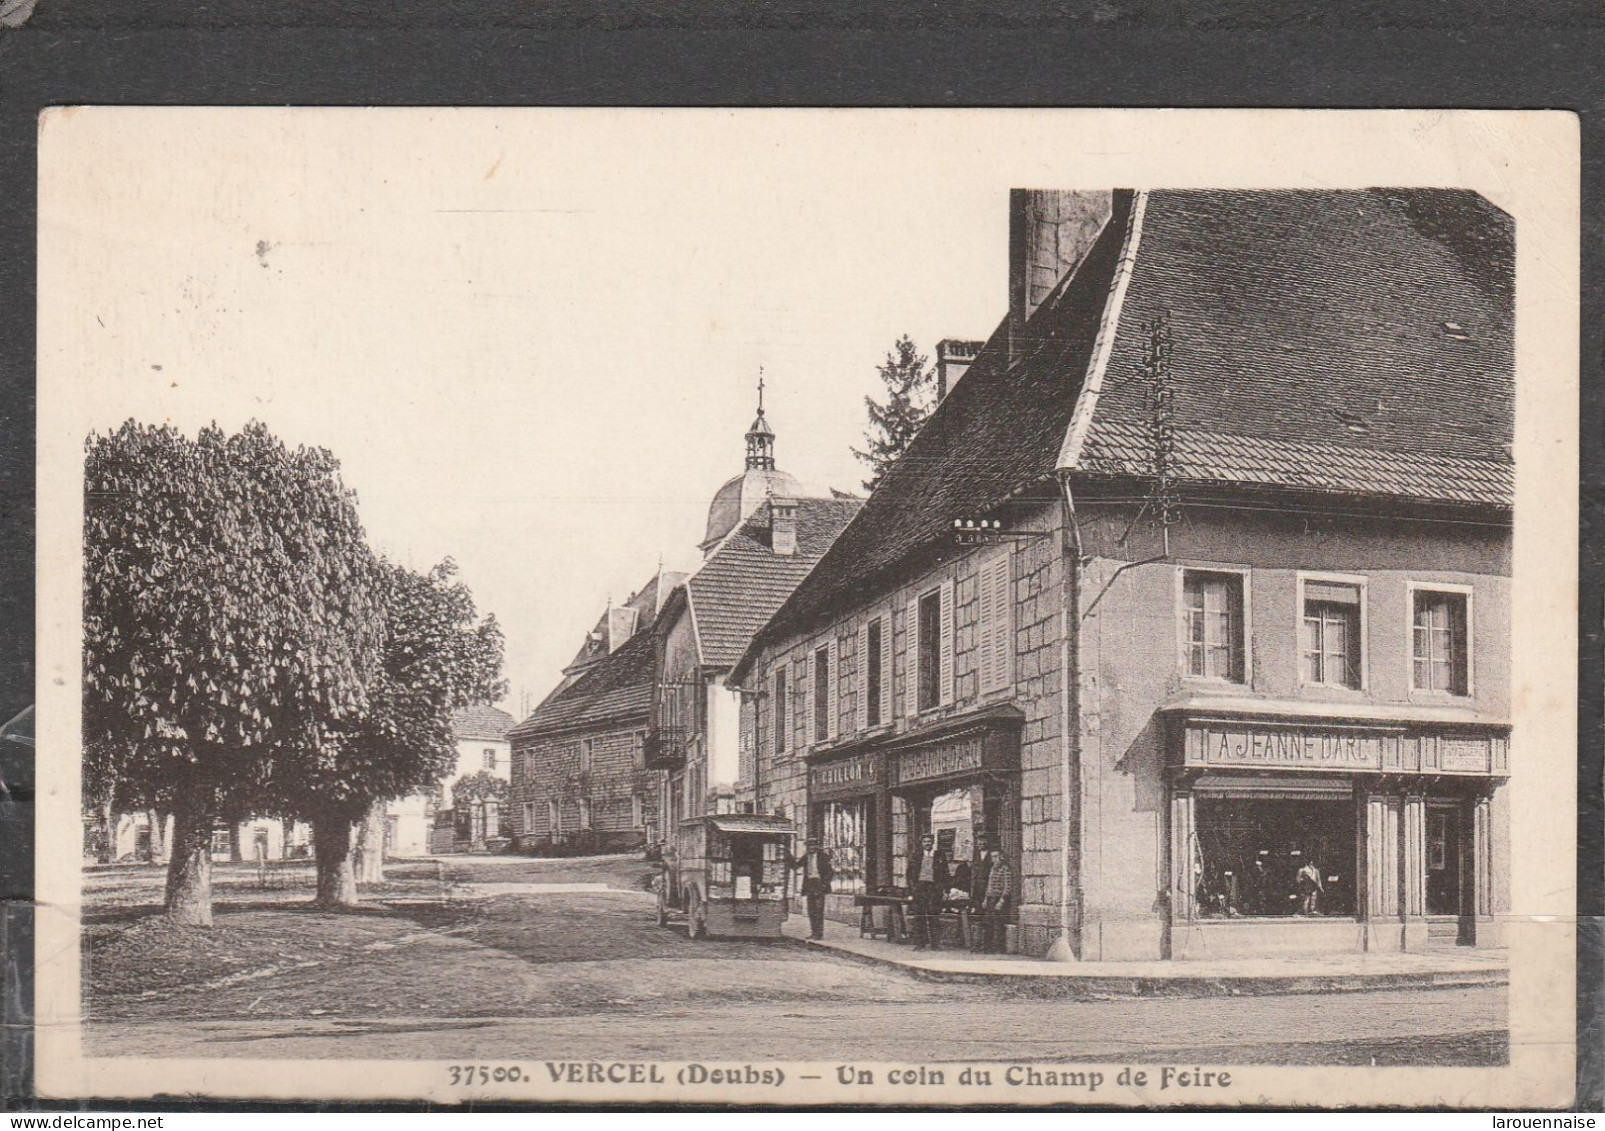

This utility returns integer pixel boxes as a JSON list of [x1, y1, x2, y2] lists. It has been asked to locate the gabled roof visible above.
[[509, 626, 657, 741], [733, 192, 1135, 665], [686, 495, 862, 669], [734, 188, 1513, 673], [452, 704, 517, 742]]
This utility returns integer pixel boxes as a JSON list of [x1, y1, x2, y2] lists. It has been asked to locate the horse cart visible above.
[[657, 813, 794, 939]]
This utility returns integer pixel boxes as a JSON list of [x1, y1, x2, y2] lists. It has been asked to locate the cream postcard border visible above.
[[33, 106, 1580, 1107]]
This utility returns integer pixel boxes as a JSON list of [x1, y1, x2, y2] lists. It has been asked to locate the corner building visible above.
[[730, 188, 1512, 960]]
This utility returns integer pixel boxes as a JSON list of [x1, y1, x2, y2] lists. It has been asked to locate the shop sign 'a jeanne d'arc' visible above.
[[1183, 724, 1392, 772]]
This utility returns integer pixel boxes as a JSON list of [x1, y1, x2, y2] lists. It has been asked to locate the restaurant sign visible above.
[[1183, 723, 1392, 772], [809, 752, 882, 801], [898, 737, 985, 785]]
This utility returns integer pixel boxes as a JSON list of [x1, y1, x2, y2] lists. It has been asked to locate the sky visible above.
[[39, 109, 1018, 718], [38, 108, 1551, 723]]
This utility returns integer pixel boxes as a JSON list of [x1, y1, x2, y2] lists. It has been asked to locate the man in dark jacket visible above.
[[790, 836, 834, 940], [968, 842, 993, 952], [906, 832, 950, 951]]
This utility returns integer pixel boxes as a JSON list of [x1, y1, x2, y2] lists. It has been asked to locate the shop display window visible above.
[[1191, 797, 1355, 918], [816, 801, 868, 894]]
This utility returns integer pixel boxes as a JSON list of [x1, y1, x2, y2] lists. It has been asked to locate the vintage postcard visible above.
[[32, 108, 1579, 1107]]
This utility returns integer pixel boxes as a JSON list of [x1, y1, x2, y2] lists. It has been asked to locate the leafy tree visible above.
[[852, 335, 936, 490], [280, 559, 505, 906], [84, 421, 383, 926]]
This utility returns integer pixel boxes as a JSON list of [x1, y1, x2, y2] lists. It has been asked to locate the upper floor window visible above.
[[1301, 579, 1362, 689], [580, 738, 594, 774], [772, 668, 788, 754], [865, 617, 885, 727], [810, 642, 835, 744], [1412, 588, 1469, 695], [483, 747, 497, 771], [1183, 570, 1245, 683], [633, 730, 646, 768], [911, 582, 954, 714]]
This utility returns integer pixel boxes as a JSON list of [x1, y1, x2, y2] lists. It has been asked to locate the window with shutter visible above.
[[812, 643, 832, 743], [772, 668, 788, 755], [878, 613, 892, 724]]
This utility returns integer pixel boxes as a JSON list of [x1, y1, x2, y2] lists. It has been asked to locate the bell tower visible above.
[[745, 372, 776, 471]]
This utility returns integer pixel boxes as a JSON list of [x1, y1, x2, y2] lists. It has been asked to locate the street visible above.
[[83, 854, 1506, 1066]]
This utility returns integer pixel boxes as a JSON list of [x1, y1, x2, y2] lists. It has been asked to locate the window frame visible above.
[[1296, 572, 1369, 691], [1176, 566, 1252, 685], [811, 639, 836, 745], [865, 613, 886, 728], [579, 737, 594, 775], [1405, 581, 1474, 698], [483, 747, 497, 771]]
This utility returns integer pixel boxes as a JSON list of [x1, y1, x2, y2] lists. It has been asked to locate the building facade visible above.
[[731, 188, 1513, 961], [507, 574, 678, 854]]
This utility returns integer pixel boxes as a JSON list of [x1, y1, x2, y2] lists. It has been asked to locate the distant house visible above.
[[387, 703, 516, 856]]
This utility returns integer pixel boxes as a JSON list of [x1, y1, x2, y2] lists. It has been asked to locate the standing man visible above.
[[968, 840, 993, 952], [906, 832, 950, 951], [790, 835, 834, 941], [979, 847, 1014, 953]]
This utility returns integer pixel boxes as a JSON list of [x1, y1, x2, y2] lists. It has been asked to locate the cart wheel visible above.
[[689, 890, 708, 940]]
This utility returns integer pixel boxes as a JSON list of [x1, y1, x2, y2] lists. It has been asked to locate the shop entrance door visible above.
[[1425, 802, 1464, 918]]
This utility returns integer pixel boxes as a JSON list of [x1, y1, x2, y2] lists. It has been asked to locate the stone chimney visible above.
[[935, 338, 984, 401], [768, 497, 798, 556], [1009, 189, 1113, 363]]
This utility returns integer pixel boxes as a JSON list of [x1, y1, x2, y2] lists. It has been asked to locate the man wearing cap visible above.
[[789, 835, 834, 940]]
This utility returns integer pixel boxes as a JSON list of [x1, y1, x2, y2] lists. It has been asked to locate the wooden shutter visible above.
[[977, 561, 997, 692], [856, 623, 870, 731], [802, 652, 815, 748], [905, 597, 920, 717], [939, 579, 955, 706], [981, 552, 1013, 694], [879, 612, 893, 724], [826, 639, 838, 741]]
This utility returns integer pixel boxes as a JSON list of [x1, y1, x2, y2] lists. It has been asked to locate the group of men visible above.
[[790, 830, 1014, 953]]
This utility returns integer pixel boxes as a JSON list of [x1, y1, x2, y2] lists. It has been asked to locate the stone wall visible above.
[[510, 723, 659, 852]]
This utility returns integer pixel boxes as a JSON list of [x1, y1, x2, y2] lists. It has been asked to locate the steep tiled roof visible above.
[[689, 496, 862, 668], [452, 704, 516, 741], [738, 188, 1513, 667], [1075, 189, 1513, 503], [559, 568, 686, 677], [738, 192, 1135, 657], [509, 628, 656, 740]]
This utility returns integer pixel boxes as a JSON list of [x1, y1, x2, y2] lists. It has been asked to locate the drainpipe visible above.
[[1048, 471, 1085, 963]]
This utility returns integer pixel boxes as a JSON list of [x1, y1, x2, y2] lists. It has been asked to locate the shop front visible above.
[[804, 707, 1024, 933], [1163, 708, 1509, 959], [805, 747, 885, 923]]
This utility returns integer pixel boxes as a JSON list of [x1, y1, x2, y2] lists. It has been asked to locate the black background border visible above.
[[0, 0, 1599, 1112]]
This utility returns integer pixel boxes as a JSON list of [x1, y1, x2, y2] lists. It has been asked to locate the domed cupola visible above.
[[701, 374, 806, 552]]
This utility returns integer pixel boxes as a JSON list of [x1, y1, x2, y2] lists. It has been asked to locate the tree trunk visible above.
[[147, 808, 167, 863], [313, 819, 360, 908], [356, 800, 387, 886], [164, 789, 214, 926], [98, 794, 116, 865]]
